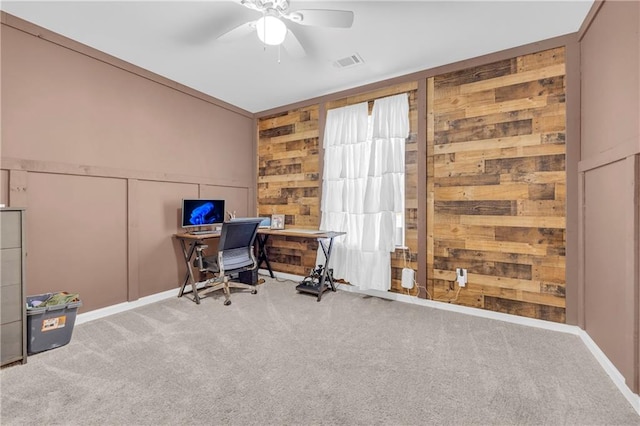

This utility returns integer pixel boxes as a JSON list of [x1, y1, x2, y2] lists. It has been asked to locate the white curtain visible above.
[[318, 93, 409, 291]]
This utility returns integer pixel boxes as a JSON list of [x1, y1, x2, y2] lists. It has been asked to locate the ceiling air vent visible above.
[[334, 53, 364, 69]]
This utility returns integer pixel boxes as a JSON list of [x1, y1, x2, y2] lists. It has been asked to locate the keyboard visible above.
[[190, 230, 218, 235]]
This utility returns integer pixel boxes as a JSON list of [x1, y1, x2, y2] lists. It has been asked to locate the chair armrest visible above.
[[195, 244, 209, 271]]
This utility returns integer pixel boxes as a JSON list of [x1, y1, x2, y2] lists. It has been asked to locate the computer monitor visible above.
[[181, 199, 225, 229]]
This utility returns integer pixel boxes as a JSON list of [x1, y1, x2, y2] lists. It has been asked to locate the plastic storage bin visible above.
[[26, 292, 82, 354]]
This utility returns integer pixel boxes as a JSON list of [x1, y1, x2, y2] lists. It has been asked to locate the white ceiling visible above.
[[1, 0, 594, 113]]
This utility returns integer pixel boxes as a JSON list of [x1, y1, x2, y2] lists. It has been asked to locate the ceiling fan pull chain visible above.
[[262, 10, 267, 50]]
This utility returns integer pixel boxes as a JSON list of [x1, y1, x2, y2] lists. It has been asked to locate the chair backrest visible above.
[[220, 218, 263, 251], [218, 218, 263, 272]]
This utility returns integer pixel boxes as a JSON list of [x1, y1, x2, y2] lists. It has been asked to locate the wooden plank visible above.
[[434, 59, 515, 89], [532, 265, 566, 284], [436, 174, 500, 187], [259, 162, 302, 177], [259, 147, 319, 161], [516, 199, 565, 216], [435, 184, 531, 201], [519, 290, 566, 308], [434, 134, 541, 155], [540, 282, 565, 297], [258, 173, 317, 184], [435, 200, 516, 216], [446, 248, 535, 266], [434, 157, 484, 177], [494, 226, 565, 244], [434, 223, 496, 240], [295, 120, 319, 134], [258, 108, 316, 130], [464, 239, 549, 257], [516, 47, 565, 72], [465, 273, 540, 292], [494, 76, 565, 103], [433, 89, 495, 115], [433, 85, 460, 101], [259, 124, 295, 139], [266, 129, 319, 145], [434, 238, 466, 251], [500, 171, 565, 184], [437, 109, 537, 133], [434, 110, 467, 131], [532, 255, 566, 268], [459, 63, 566, 95], [434, 257, 532, 280], [484, 296, 565, 322], [435, 118, 532, 145], [433, 269, 540, 292], [528, 183, 556, 201], [555, 182, 566, 202], [460, 215, 565, 228], [453, 145, 564, 164], [433, 213, 461, 225], [465, 96, 549, 118], [484, 154, 565, 174]]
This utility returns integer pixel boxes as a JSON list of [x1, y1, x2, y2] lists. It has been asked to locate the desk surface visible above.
[[174, 231, 220, 240], [257, 228, 345, 239], [175, 228, 345, 240]]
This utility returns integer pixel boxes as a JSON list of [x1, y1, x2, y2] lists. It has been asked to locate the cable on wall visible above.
[[401, 246, 463, 303]]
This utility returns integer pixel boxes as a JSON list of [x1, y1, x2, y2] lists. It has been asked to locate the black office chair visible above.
[[193, 218, 263, 306]]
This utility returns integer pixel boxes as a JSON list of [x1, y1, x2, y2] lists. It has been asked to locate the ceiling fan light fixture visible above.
[[256, 15, 287, 46]]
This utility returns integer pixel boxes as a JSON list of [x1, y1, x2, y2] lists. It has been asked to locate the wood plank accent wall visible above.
[[257, 106, 321, 276], [257, 83, 419, 287], [428, 47, 567, 322]]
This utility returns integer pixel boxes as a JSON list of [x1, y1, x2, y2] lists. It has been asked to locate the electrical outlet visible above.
[[456, 268, 467, 287], [401, 268, 415, 289]]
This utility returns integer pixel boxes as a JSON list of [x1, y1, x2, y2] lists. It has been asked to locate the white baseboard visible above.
[[75, 288, 177, 325], [577, 328, 640, 414], [258, 269, 302, 282], [76, 271, 640, 416]]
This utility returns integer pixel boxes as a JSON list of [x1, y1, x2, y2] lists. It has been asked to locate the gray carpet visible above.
[[1, 278, 638, 425]]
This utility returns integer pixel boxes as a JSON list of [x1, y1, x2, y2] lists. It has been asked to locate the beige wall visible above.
[[579, 0, 640, 393], [0, 16, 256, 312], [26, 173, 128, 310], [135, 180, 198, 300], [1, 25, 253, 182], [0, 170, 7, 206]]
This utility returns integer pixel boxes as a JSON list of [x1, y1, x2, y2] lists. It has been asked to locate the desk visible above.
[[174, 231, 221, 304], [255, 229, 346, 302], [175, 228, 345, 303]]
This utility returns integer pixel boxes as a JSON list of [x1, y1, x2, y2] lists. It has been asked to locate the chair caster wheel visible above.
[[251, 289, 257, 295], [224, 300, 231, 306]]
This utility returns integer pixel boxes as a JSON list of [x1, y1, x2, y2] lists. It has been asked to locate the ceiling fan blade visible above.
[[217, 21, 256, 42], [285, 9, 354, 28], [282, 29, 306, 58]]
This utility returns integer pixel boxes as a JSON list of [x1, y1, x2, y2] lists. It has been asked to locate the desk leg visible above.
[[257, 234, 275, 278], [316, 236, 337, 302], [177, 239, 201, 304]]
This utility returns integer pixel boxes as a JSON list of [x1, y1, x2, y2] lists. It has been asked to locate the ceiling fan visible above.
[[217, 0, 355, 58]]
